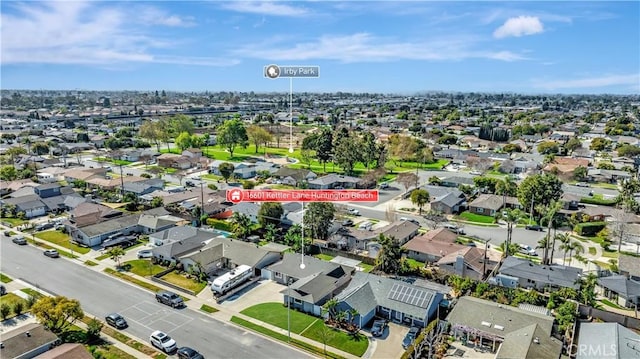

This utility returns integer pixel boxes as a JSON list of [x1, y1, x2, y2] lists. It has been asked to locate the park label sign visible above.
[[226, 189, 378, 204]]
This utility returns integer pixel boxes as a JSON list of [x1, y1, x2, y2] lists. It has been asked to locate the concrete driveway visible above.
[[217, 280, 285, 312], [369, 322, 408, 359]]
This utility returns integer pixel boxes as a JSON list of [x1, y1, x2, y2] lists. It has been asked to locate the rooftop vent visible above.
[[481, 321, 492, 327], [534, 337, 540, 344]]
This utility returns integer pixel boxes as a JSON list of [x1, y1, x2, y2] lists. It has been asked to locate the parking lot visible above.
[[119, 301, 193, 336]]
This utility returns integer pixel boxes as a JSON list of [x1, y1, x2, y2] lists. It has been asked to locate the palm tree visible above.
[[555, 233, 571, 265], [499, 208, 522, 257], [537, 200, 563, 265], [230, 212, 252, 239], [567, 242, 584, 266], [347, 308, 359, 328], [580, 273, 598, 307], [322, 298, 339, 321], [375, 234, 402, 274]]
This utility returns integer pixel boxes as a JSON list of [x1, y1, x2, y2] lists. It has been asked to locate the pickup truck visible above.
[[155, 290, 184, 308]]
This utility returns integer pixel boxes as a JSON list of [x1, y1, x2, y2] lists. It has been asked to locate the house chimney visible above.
[[533, 337, 540, 344]]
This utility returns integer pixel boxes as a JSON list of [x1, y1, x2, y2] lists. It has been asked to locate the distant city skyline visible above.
[[1, 1, 638, 94]]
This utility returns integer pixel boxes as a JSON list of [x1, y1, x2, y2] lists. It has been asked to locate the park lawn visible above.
[[301, 320, 369, 357], [35, 230, 91, 254], [161, 272, 208, 294], [0, 217, 28, 227], [240, 302, 318, 334], [123, 260, 166, 277], [314, 253, 335, 261], [458, 211, 496, 224]]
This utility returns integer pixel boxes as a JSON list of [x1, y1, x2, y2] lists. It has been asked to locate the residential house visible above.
[[419, 185, 467, 215], [0, 179, 39, 196], [157, 153, 192, 170], [436, 246, 501, 280], [0, 323, 60, 359], [439, 176, 474, 188], [1, 195, 47, 218], [122, 179, 164, 196], [404, 235, 467, 264], [492, 256, 583, 290], [66, 202, 122, 228], [576, 323, 640, 359], [36, 167, 66, 183], [34, 183, 62, 198], [150, 227, 220, 262], [543, 157, 590, 178], [178, 236, 282, 276], [335, 272, 444, 328], [263, 253, 354, 316], [70, 213, 142, 247], [327, 220, 420, 251], [308, 174, 364, 189], [137, 212, 185, 234], [447, 296, 560, 357], [233, 163, 256, 179], [272, 167, 317, 186], [596, 275, 640, 308], [468, 194, 520, 217], [587, 168, 632, 184], [63, 167, 107, 182], [511, 154, 542, 174], [619, 253, 640, 281], [182, 148, 203, 158], [230, 202, 261, 223]]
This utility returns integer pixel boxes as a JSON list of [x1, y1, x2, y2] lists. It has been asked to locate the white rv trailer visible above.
[[211, 265, 252, 295]]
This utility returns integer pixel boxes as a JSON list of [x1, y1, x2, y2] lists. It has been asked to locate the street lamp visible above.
[[483, 238, 492, 280], [287, 277, 293, 342]]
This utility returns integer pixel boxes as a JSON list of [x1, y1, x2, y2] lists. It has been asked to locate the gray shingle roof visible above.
[[267, 253, 351, 281], [577, 323, 640, 359], [495, 324, 562, 359], [619, 253, 640, 278], [283, 272, 339, 304], [499, 256, 582, 289], [597, 275, 640, 298]]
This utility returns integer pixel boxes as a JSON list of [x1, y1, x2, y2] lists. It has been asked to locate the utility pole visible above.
[[483, 239, 492, 280], [200, 182, 205, 227], [119, 165, 125, 197]]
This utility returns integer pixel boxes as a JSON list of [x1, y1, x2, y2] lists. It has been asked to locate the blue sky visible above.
[[1, 1, 638, 94]]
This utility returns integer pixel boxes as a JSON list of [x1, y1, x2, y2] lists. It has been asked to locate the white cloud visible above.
[[532, 74, 640, 89], [493, 16, 544, 38], [0, 1, 235, 67], [220, 2, 309, 17], [232, 33, 527, 63]]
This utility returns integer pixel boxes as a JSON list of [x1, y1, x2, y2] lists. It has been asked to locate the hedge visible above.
[[580, 197, 619, 206], [574, 222, 606, 236]]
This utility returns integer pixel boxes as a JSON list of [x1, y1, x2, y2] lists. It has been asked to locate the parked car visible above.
[[177, 347, 205, 359], [519, 245, 538, 256], [342, 219, 354, 227], [400, 217, 420, 225], [155, 290, 184, 308], [150, 330, 177, 353], [185, 181, 195, 187], [43, 249, 59, 258], [576, 182, 590, 187], [35, 223, 55, 231], [371, 319, 387, 337], [105, 313, 128, 329], [402, 326, 421, 349], [443, 223, 465, 234], [525, 224, 543, 231], [348, 208, 360, 216], [12, 236, 27, 245], [4, 230, 11, 237], [379, 182, 389, 189], [358, 221, 373, 231], [137, 249, 153, 259], [190, 175, 201, 181]]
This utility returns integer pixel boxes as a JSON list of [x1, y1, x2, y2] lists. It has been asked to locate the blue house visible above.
[[34, 183, 61, 198], [335, 272, 444, 329]]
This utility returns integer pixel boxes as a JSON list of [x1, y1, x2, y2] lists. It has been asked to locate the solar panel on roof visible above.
[[388, 283, 433, 309]]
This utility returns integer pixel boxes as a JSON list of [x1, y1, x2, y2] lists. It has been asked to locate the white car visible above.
[[150, 330, 177, 353], [137, 249, 153, 259], [519, 245, 538, 256], [190, 175, 201, 181], [348, 208, 360, 216]]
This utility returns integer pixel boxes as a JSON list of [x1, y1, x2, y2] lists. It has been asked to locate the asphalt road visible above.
[[0, 238, 311, 359]]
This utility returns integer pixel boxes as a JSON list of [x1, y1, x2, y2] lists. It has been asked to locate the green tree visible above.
[[258, 202, 284, 228], [517, 174, 563, 216], [175, 131, 192, 151], [217, 118, 248, 158], [32, 142, 49, 155], [473, 176, 499, 193], [264, 223, 277, 242], [247, 125, 273, 154], [86, 317, 104, 344], [333, 134, 362, 175], [170, 114, 194, 135], [0, 303, 11, 320], [31, 296, 84, 334], [573, 166, 588, 181], [375, 234, 403, 274], [590, 137, 610, 151], [537, 141, 559, 155], [0, 165, 18, 181], [107, 246, 126, 268], [304, 202, 336, 240], [219, 162, 235, 182], [230, 212, 252, 239], [502, 143, 522, 153], [564, 137, 582, 154], [315, 127, 334, 172], [150, 196, 164, 208], [397, 172, 419, 194], [495, 177, 518, 197], [13, 301, 24, 316], [410, 189, 430, 214], [361, 132, 379, 170], [617, 144, 640, 157], [499, 209, 522, 257]]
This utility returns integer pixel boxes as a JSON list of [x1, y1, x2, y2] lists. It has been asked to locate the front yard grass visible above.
[[359, 263, 374, 273], [35, 230, 90, 254], [240, 302, 318, 334], [301, 320, 369, 357], [0, 273, 13, 283], [0, 217, 28, 227], [231, 316, 345, 359], [458, 211, 496, 224], [96, 253, 111, 261], [404, 258, 425, 270], [0, 293, 28, 319], [314, 253, 335, 261], [160, 272, 208, 294], [200, 304, 219, 313], [123, 260, 166, 277], [104, 268, 163, 293]]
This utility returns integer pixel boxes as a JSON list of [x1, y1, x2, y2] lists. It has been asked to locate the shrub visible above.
[[86, 317, 103, 344], [13, 301, 24, 316], [208, 183, 218, 190], [574, 222, 607, 236], [242, 180, 255, 189], [0, 303, 10, 319]]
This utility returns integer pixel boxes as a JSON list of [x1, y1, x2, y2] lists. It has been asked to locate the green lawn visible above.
[[458, 211, 496, 224], [93, 157, 134, 166], [35, 230, 91, 254], [104, 268, 163, 293], [600, 299, 630, 310], [161, 272, 208, 294], [0, 293, 28, 319], [230, 316, 345, 359], [200, 304, 219, 313], [588, 247, 597, 255], [314, 254, 335, 261], [20, 288, 42, 298], [0, 273, 13, 283], [0, 217, 27, 227], [301, 320, 369, 357], [96, 253, 111, 261], [359, 263, 374, 273], [123, 260, 166, 277], [240, 302, 319, 334], [404, 258, 425, 270]]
